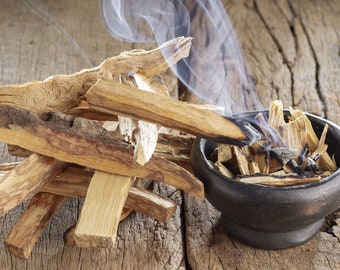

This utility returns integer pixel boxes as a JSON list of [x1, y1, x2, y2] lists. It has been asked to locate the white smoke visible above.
[[100, 0, 261, 115]]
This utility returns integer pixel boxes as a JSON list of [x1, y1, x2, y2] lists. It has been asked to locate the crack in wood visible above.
[[254, 0, 294, 105], [295, 10, 327, 119]]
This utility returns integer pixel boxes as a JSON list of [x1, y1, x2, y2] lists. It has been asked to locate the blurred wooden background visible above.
[[0, 0, 339, 269]]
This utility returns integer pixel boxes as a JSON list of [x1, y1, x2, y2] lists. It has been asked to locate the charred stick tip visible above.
[[221, 118, 263, 146]]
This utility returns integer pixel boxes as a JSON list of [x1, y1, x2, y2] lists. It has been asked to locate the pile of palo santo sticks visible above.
[[210, 100, 338, 187], [0, 36, 261, 258], [0, 37, 214, 258]]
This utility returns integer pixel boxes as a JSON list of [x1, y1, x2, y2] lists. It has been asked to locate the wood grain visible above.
[[86, 78, 253, 144], [74, 172, 135, 248], [5, 192, 67, 259], [0, 153, 66, 217]]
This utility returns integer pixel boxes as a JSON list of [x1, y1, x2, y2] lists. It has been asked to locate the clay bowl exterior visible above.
[[191, 110, 340, 249]]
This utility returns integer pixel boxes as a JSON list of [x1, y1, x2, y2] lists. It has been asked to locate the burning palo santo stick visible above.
[[0, 36, 259, 146], [83, 78, 260, 145]]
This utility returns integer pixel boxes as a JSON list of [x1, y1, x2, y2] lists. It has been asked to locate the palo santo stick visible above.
[[289, 109, 337, 171], [85, 78, 256, 145], [5, 192, 67, 259], [125, 187, 176, 223], [0, 105, 204, 198], [156, 133, 194, 164], [214, 161, 234, 178], [0, 161, 21, 171], [0, 153, 66, 217], [237, 173, 328, 186], [232, 146, 250, 175], [42, 166, 91, 197], [0, 37, 191, 114], [216, 144, 233, 163], [7, 133, 194, 165], [278, 116, 307, 159], [41, 166, 177, 223], [72, 103, 226, 122], [268, 100, 285, 129], [249, 140, 271, 174], [64, 185, 177, 247], [232, 146, 260, 175], [74, 172, 134, 248]]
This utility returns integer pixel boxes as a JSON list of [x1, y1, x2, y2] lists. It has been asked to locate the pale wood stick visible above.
[[216, 144, 233, 163], [125, 187, 176, 223], [0, 105, 204, 198], [268, 100, 285, 129], [85, 78, 255, 145], [74, 172, 135, 248], [213, 161, 234, 178], [5, 192, 67, 259], [289, 109, 337, 171], [237, 174, 328, 186], [0, 37, 191, 114], [249, 140, 270, 174], [41, 166, 177, 223], [278, 115, 307, 160], [0, 161, 21, 171], [232, 146, 250, 175], [65, 184, 177, 246], [0, 153, 66, 217]]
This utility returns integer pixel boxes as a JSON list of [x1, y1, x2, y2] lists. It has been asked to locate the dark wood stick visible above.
[[0, 153, 66, 217], [0, 105, 204, 198], [5, 192, 67, 259]]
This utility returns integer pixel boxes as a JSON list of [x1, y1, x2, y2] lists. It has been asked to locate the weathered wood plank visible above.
[[184, 0, 340, 269]]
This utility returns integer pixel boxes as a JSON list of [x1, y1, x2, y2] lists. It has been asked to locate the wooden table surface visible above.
[[0, 0, 339, 269]]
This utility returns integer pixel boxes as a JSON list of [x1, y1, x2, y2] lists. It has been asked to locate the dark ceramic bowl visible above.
[[191, 110, 340, 249]]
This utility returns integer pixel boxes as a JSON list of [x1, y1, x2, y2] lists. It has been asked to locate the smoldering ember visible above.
[[210, 100, 338, 187]]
